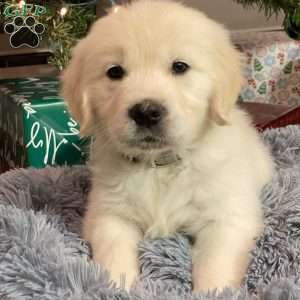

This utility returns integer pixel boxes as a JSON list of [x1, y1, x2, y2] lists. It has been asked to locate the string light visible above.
[[59, 7, 68, 17], [18, 0, 25, 9], [107, 0, 121, 14], [58, 1, 97, 17], [111, 5, 120, 13]]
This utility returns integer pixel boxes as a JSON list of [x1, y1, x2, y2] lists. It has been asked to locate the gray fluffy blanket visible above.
[[1, 125, 300, 300]]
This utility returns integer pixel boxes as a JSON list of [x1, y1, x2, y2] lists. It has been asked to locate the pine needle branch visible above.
[[234, 0, 299, 17]]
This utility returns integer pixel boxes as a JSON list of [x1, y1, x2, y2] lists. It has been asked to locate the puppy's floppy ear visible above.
[[61, 39, 94, 136], [210, 45, 244, 126]]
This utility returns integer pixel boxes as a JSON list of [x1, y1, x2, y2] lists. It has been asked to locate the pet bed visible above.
[[1, 125, 300, 300]]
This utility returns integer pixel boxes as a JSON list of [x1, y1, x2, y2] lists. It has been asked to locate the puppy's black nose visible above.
[[128, 100, 167, 128]]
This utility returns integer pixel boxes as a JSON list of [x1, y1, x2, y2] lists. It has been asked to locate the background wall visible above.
[[175, 0, 283, 31], [97, 0, 284, 31]]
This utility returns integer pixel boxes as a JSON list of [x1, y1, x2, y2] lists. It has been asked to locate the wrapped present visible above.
[[233, 31, 300, 106], [0, 77, 88, 172]]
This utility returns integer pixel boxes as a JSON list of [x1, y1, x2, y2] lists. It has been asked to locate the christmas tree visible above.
[[40, 1, 97, 70], [0, 1, 97, 70], [235, 0, 300, 39]]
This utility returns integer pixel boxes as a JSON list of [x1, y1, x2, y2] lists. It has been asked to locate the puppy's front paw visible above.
[[84, 215, 142, 291], [93, 246, 139, 291], [192, 274, 238, 293], [107, 261, 139, 291], [192, 260, 244, 293]]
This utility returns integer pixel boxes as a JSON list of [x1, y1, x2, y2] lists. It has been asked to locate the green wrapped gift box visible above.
[[0, 77, 89, 172]]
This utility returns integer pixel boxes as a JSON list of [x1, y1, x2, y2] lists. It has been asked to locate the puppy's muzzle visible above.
[[128, 99, 167, 128]]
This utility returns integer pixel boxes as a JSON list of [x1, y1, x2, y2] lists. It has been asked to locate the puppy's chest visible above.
[[123, 166, 208, 238]]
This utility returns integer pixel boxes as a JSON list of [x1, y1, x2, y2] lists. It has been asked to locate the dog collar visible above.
[[124, 150, 181, 168]]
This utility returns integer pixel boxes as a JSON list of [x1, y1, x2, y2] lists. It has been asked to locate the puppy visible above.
[[62, 0, 273, 292]]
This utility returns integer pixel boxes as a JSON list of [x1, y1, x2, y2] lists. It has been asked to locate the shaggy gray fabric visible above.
[[1, 125, 300, 299]]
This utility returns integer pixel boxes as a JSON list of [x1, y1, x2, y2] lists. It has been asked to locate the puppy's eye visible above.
[[106, 65, 125, 80], [172, 61, 190, 75]]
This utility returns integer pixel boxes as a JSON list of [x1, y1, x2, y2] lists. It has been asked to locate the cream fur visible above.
[[62, 0, 273, 292]]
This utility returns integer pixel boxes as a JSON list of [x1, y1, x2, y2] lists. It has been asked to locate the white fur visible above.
[[62, 0, 273, 292]]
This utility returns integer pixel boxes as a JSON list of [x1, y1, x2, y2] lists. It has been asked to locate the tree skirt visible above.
[[1, 126, 300, 300]]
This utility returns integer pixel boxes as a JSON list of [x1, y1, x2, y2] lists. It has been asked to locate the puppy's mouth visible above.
[[127, 135, 169, 150]]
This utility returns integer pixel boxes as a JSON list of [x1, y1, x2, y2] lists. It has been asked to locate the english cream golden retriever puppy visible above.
[[62, 0, 273, 292]]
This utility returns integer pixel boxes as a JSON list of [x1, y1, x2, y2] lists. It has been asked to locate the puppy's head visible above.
[[62, 0, 243, 157]]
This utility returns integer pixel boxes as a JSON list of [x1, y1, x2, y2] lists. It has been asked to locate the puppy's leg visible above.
[[85, 215, 141, 290], [192, 220, 260, 292]]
